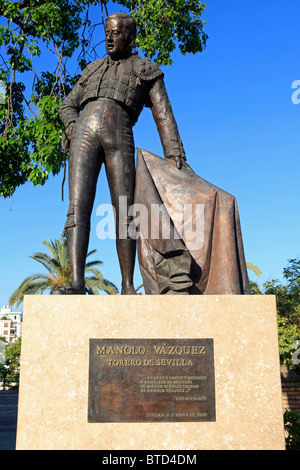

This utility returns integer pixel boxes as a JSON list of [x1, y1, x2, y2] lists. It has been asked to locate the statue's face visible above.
[[105, 17, 134, 59]]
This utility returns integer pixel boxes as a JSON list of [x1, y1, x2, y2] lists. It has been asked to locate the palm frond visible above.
[[246, 262, 262, 277], [85, 260, 104, 269], [22, 280, 51, 296], [9, 273, 51, 307], [87, 248, 101, 257], [42, 239, 59, 260], [85, 267, 105, 278], [9, 237, 118, 305], [29, 252, 54, 273], [55, 239, 70, 268], [85, 273, 118, 295]]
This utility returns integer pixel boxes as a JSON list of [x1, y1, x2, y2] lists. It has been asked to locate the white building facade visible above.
[[0, 306, 22, 343]]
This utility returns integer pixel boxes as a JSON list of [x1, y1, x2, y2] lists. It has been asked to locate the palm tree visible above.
[[9, 238, 118, 307]]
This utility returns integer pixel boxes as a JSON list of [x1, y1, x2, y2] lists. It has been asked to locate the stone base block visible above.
[[16, 295, 285, 450]]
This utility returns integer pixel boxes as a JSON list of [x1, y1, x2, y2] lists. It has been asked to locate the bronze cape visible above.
[[134, 149, 251, 295]]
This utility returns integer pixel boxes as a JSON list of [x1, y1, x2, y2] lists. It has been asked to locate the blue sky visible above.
[[1, 0, 299, 309]]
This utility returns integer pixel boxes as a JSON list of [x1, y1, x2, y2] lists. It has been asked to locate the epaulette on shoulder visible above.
[[132, 54, 163, 81]]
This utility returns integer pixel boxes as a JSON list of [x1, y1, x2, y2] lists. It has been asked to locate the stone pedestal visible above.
[[16, 295, 285, 450]]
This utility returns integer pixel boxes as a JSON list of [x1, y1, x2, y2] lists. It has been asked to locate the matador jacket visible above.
[[59, 52, 186, 159]]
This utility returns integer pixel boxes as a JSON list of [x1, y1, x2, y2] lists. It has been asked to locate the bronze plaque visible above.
[[88, 338, 215, 423]]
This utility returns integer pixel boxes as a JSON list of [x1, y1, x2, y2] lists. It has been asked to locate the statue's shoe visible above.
[[52, 285, 86, 295]]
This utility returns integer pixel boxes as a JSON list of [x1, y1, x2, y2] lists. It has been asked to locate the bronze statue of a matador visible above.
[[54, 12, 186, 295]]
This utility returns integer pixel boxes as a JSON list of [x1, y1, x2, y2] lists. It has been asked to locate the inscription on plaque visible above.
[[88, 338, 216, 423]]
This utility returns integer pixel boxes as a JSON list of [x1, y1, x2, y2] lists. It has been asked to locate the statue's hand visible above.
[[61, 122, 75, 152], [167, 154, 186, 170]]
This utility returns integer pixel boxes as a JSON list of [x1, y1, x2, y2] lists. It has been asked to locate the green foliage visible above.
[[9, 237, 118, 306], [264, 275, 300, 370], [0, 0, 207, 197], [269, 260, 300, 370], [249, 281, 263, 295], [0, 337, 21, 389], [118, 0, 207, 65], [277, 316, 300, 368], [264, 259, 300, 329], [284, 409, 300, 450], [251, 258, 300, 370]]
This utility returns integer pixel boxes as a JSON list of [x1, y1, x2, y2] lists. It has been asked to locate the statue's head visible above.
[[105, 12, 136, 60]]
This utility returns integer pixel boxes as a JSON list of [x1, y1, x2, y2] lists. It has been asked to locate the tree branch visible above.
[[15, 0, 32, 9]]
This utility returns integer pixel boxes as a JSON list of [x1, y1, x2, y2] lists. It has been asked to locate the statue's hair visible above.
[[106, 12, 137, 39]]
